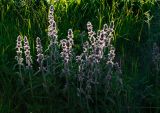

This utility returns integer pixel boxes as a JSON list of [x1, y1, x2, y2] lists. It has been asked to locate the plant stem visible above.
[[64, 63, 70, 105], [28, 69, 33, 97], [19, 64, 24, 86]]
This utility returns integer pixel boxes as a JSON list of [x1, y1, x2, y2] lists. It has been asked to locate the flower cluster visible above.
[[14, 5, 123, 109], [92, 31, 106, 63], [86, 22, 115, 63], [60, 29, 74, 64], [48, 5, 58, 45], [15, 35, 23, 65], [36, 37, 44, 70], [24, 36, 32, 68], [75, 21, 120, 100]]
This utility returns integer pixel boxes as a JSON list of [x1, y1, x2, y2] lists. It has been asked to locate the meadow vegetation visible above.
[[0, 0, 160, 113]]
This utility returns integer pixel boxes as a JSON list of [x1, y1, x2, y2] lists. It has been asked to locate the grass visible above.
[[0, 0, 160, 113]]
